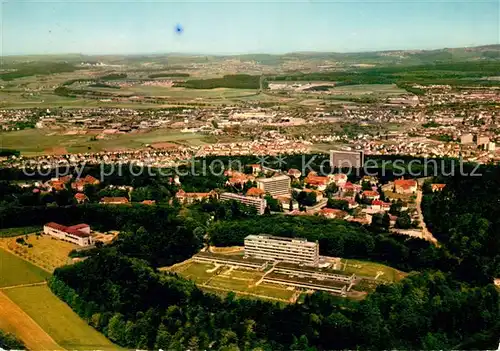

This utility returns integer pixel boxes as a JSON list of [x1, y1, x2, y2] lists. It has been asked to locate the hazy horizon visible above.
[[2, 0, 499, 56]]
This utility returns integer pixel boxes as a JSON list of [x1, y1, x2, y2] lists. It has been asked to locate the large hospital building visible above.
[[219, 192, 267, 215], [256, 175, 291, 196], [330, 150, 365, 169], [244, 234, 319, 266]]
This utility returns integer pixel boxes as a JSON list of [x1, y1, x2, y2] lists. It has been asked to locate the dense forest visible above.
[[0, 62, 79, 81], [266, 61, 500, 87], [422, 164, 500, 283], [0, 330, 25, 350]]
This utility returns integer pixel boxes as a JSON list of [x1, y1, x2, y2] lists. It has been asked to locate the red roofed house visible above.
[[43, 222, 93, 246], [175, 190, 218, 204], [340, 181, 362, 196], [362, 190, 380, 201], [74, 193, 88, 204], [100, 197, 130, 205], [141, 200, 156, 205], [331, 173, 348, 186], [371, 199, 391, 212], [288, 168, 302, 179], [431, 184, 446, 192], [394, 179, 417, 194], [302, 188, 324, 201], [304, 172, 331, 191], [319, 208, 350, 220], [246, 187, 265, 198], [46, 176, 72, 192], [72, 175, 100, 192], [247, 164, 262, 175]]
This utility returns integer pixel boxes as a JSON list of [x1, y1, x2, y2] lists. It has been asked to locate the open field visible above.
[[0, 128, 209, 156], [0, 249, 50, 287], [4, 285, 119, 351], [341, 258, 407, 283], [329, 84, 407, 95], [0, 226, 41, 238], [0, 234, 77, 272], [0, 290, 61, 351]]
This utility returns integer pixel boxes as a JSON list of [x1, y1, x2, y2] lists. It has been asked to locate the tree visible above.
[[324, 183, 338, 197], [289, 199, 294, 211], [395, 212, 411, 229], [264, 206, 271, 215], [327, 198, 348, 211], [362, 181, 372, 191], [297, 191, 317, 207], [107, 313, 127, 344]]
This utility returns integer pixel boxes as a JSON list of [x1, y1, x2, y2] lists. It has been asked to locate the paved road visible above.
[[415, 190, 439, 245]]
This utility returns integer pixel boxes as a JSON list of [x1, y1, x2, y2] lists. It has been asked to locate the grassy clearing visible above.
[[0, 128, 208, 156], [1, 235, 77, 272], [4, 285, 119, 351], [172, 262, 218, 284], [0, 226, 41, 238], [341, 258, 407, 283], [0, 291, 61, 351], [0, 249, 50, 287]]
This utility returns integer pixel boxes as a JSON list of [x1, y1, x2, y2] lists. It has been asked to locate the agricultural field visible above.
[[0, 249, 50, 287], [0, 291, 61, 351], [329, 84, 407, 96], [0, 234, 77, 272], [4, 285, 119, 351], [170, 261, 296, 302], [0, 128, 209, 156]]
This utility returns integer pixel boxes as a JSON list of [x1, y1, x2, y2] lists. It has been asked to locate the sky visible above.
[[1, 0, 499, 55]]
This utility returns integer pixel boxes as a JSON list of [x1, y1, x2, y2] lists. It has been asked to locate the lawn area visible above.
[[171, 261, 295, 302], [0, 226, 41, 238], [250, 283, 296, 300], [1, 234, 77, 272], [4, 285, 119, 351], [0, 291, 61, 351], [341, 258, 407, 283], [0, 249, 50, 287], [172, 261, 218, 284]]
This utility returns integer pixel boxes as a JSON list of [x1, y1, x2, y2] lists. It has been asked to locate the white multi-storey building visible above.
[[256, 175, 291, 196], [43, 222, 93, 247], [220, 193, 267, 215], [244, 234, 319, 266]]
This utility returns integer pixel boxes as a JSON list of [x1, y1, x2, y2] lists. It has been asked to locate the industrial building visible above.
[[220, 192, 267, 215], [256, 175, 291, 196], [330, 150, 365, 169], [244, 234, 319, 266]]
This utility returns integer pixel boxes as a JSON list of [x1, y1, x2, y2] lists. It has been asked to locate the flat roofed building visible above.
[[244, 234, 319, 266], [220, 193, 267, 215], [193, 251, 268, 271], [330, 150, 364, 169], [263, 272, 347, 296], [43, 222, 93, 247], [256, 175, 291, 196]]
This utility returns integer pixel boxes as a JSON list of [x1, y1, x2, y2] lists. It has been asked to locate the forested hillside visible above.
[[422, 164, 500, 283]]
